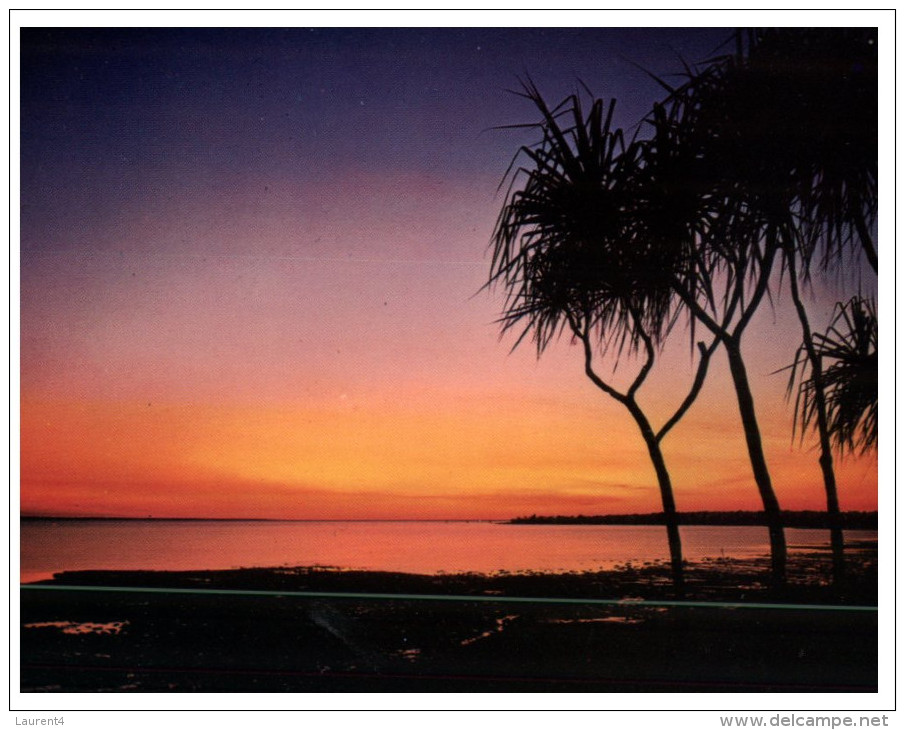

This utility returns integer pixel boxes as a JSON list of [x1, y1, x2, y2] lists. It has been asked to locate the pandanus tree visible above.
[[748, 27, 878, 583], [631, 83, 791, 585], [786, 294, 877, 582], [662, 28, 879, 583], [630, 27, 877, 585], [489, 83, 716, 594]]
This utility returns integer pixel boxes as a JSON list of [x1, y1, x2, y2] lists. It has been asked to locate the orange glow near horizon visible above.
[[20, 222, 879, 520], [19, 30, 879, 523], [20, 340, 879, 520]]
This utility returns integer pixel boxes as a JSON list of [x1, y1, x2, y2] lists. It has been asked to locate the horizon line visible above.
[[19, 508, 879, 522]]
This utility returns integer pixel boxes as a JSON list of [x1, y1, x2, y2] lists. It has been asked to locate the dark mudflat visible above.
[[20, 553, 878, 692]]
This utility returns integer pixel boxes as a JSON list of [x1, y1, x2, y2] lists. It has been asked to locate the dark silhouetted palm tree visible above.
[[489, 83, 716, 594], [749, 28, 877, 583], [686, 28, 878, 583], [786, 295, 876, 581], [784, 250, 849, 580], [631, 85, 790, 585], [491, 28, 877, 589], [791, 297, 878, 457], [633, 27, 877, 585]]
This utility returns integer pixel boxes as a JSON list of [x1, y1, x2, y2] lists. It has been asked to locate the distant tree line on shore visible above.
[[509, 511, 878, 530]]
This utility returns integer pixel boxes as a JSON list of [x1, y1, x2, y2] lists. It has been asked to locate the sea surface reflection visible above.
[[19, 519, 878, 583]]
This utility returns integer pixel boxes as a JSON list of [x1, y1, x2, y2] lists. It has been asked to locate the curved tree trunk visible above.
[[574, 317, 708, 597], [644, 435, 685, 597], [786, 266, 846, 583], [626, 402, 685, 596], [724, 338, 787, 584]]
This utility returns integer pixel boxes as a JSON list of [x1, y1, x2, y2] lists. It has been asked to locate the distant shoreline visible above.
[[19, 511, 879, 529], [508, 511, 878, 530]]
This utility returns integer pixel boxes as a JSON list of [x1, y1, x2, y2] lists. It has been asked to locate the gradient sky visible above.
[[19, 26, 878, 519]]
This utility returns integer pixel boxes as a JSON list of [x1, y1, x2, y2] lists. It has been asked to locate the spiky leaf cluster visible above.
[[649, 29, 877, 276], [794, 297, 878, 455], [490, 83, 680, 356]]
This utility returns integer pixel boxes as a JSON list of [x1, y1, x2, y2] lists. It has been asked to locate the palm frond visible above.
[[489, 83, 681, 360], [790, 297, 878, 455]]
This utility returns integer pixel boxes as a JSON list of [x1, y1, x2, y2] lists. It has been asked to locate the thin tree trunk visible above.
[[821, 453, 847, 583], [575, 319, 686, 595], [626, 402, 685, 596], [724, 338, 787, 584], [786, 264, 846, 583], [646, 437, 686, 597]]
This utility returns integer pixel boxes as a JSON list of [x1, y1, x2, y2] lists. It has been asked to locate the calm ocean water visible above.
[[19, 519, 878, 583]]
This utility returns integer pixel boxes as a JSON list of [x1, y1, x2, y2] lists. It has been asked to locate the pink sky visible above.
[[20, 172, 877, 519], [19, 28, 878, 520]]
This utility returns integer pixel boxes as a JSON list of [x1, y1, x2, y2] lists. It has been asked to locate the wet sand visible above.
[[20, 550, 878, 692]]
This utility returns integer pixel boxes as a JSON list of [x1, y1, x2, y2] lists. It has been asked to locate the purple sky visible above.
[[18, 27, 879, 519]]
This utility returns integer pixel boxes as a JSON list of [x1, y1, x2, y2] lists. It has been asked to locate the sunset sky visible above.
[[18, 24, 879, 520]]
